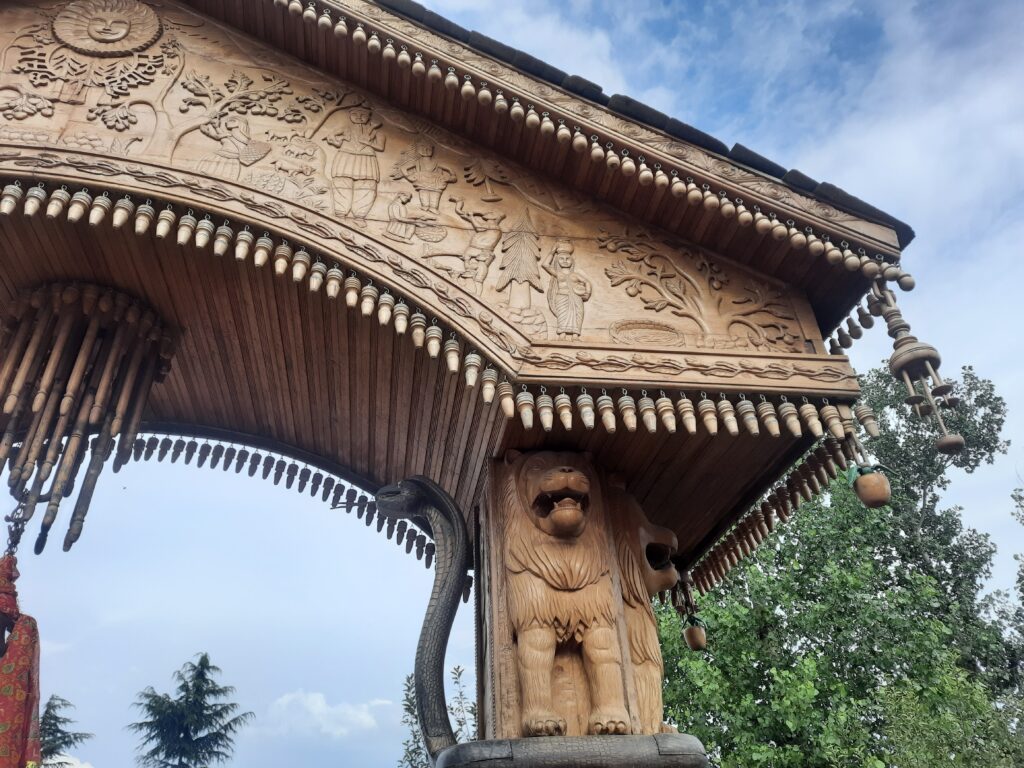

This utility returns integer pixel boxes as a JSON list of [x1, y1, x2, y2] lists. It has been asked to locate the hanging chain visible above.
[[4, 504, 28, 557]]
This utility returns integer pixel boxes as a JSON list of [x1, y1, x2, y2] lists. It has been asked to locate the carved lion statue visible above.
[[607, 478, 680, 734], [500, 450, 630, 737]]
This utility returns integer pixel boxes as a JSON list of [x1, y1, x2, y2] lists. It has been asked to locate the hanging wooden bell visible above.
[[717, 397, 739, 436], [807, 232, 824, 256], [492, 91, 507, 113], [351, 23, 367, 45], [463, 352, 482, 387], [638, 394, 657, 433], [23, 185, 46, 216], [571, 130, 588, 153], [826, 438, 848, 471], [605, 148, 621, 170], [213, 224, 234, 256], [788, 226, 807, 249], [409, 312, 427, 348], [516, 389, 535, 430], [853, 466, 891, 508], [0, 181, 20, 214], [194, 216, 215, 248], [618, 393, 638, 432], [798, 402, 824, 438], [596, 394, 616, 433], [539, 113, 555, 137], [736, 398, 759, 436], [175, 212, 197, 246], [291, 248, 311, 282], [555, 122, 572, 145], [397, 47, 411, 69], [377, 292, 395, 325], [325, 267, 343, 299], [460, 76, 476, 101], [273, 242, 293, 276], [756, 399, 780, 437], [309, 261, 327, 293], [111, 196, 134, 228], [719, 195, 736, 218], [509, 99, 525, 122], [776, 399, 801, 437], [814, 446, 838, 479], [589, 141, 605, 164], [481, 368, 498, 404], [703, 187, 720, 211], [392, 301, 409, 333], [576, 391, 596, 430], [253, 234, 273, 267], [425, 325, 443, 359], [554, 392, 573, 430], [87, 193, 111, 226], [656, 394, 676, 433], [751, 211, 770, 235], [536, 392, 554, 432], [359, 284, 379, 317], [233, 228, 253, 260], [854, 404, 880, 438], [819, 404, 845, 440], [669, 175, 686, 197], [736, 203, 753, 227], [620, 154, 636, 177], [344, 275, 361, 308], [676, 393, 697, 435], [381, 40, 396, 62], [67, 190, 92, 223], [497, 381, 515, 419], [683, 618, 707, 652], [46, 187, 71, 218], [443, 338, 460, 374], [697, 395, 718, 435], [637, 162, 654, 186]]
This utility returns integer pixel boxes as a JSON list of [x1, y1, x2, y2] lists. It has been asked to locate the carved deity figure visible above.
[[391, 138, 456, 213], [325, 106, 385, 225], [543, 240, 591, 339]]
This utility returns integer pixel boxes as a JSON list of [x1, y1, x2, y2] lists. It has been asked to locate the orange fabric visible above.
[[0, 556, 40, 768]]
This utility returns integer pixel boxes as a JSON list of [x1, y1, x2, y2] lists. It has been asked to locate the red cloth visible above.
[[0, 556, 40, 768]]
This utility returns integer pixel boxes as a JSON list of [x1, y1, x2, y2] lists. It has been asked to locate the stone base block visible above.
[[436, 734, 708, 768]]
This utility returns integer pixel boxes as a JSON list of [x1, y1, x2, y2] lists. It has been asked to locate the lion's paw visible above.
[[589, 709, 630, 735], [523, 712, 566, 737]]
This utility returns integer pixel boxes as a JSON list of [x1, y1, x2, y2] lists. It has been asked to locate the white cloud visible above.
[[267, 691, 391, 740], [40, 639, 73, 657]]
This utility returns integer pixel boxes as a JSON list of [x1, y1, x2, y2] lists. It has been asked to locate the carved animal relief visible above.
[[484, 451, 678, 739]]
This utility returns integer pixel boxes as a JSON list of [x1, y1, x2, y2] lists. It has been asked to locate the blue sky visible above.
[[23, 0, 1024, 766]]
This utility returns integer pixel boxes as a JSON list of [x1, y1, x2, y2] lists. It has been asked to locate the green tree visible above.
[[660, 366, 1021, 766], [129, 653, 253, 768], [397, 666, 476, 768], [40, 695, 92, 767]]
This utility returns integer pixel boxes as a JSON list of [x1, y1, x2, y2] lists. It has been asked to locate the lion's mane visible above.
[[502, 452, 615, 644]]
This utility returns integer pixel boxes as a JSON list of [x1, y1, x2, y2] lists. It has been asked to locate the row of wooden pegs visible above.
[[121, 433, 476, 598], [260, 5, 905, 285], [691, 427, 881, 595]]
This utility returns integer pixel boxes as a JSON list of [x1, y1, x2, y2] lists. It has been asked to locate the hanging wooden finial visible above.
[[697, 394, 718, 436], [554, 391, 573, 431], [735, 398, 759, 436], [536, 390, 554, 432], [798, 401, 824, 438], [655, 393, 676, 433], [516, 388, 535, 430], [576, 390, 596, 430], [675, 393, 697, 435], [480, 368, 498, 404], [617, 391, 637, 432], [497, 381, 515, 419], [596, 392, 616, 433], [716, 396, 739, 437], [638, 393, 657, 433]]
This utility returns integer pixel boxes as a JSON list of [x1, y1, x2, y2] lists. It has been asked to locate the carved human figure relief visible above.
[[543, 240, 591, 340], [422, 198, 504, 296], [194, 114, 269, 181], [325, 106, 385, 226], [390, 138, 456, 213], [498, 450, 631, 738]]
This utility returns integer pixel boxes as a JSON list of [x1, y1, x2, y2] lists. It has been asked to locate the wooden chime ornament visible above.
[[875, 281, 965, 454], [674, 576, 707, 652], [0, 284, 174, 554]]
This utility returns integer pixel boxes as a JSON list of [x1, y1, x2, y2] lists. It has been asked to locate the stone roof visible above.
[[375, 0, 915, 248]]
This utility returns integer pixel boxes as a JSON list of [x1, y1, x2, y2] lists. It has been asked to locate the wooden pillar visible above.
[[479, 450, 680, 740]]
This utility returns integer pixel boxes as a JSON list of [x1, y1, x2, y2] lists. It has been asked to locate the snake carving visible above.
[[376, 475, 471, 764]]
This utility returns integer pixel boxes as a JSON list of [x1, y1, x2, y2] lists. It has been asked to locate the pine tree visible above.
[[40, 695, 92, 767], [129, 652, 253, 768]]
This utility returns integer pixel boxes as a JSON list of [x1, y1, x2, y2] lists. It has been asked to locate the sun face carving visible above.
[[52, 0, 162, 57]]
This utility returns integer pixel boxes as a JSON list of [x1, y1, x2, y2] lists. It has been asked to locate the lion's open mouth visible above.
[[645, 542, 676, 571], [533, 488, 589, 518]]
